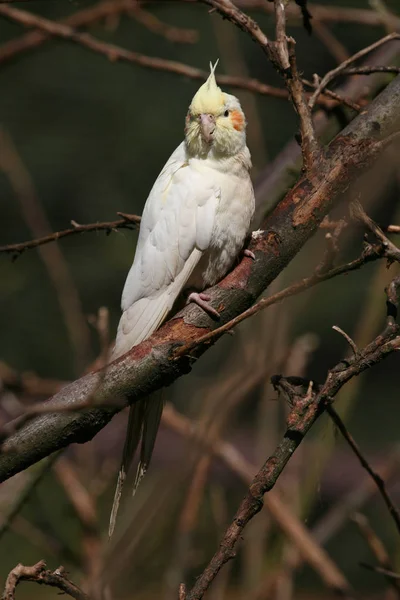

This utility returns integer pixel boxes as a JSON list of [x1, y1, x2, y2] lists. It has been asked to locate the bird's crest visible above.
[[190, 60, 225, 115]]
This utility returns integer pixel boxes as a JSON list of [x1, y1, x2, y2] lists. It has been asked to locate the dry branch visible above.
[[328, 407, 400, 535], [0, 213, 140, 258], [175, 241, 383, 357], [309, 32, 400, 109], [162, 404, 351, 594], [0, 3, 365, 112], [187, 262, 400, 599], [0, 4, 290, 101], [2, 560, 89, 600], [235, 0, 400, 28]]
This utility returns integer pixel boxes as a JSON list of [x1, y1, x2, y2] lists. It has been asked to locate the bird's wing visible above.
[[113, 142, 219, 357]]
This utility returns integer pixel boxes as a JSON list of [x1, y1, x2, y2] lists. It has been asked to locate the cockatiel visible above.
[[109, 62, 255, 536]]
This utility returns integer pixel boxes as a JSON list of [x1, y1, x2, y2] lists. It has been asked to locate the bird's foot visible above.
[[187, 292, 220, 319], [244, 248, 256, 260]]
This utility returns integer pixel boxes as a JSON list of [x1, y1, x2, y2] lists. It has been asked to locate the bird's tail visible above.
[[108, 390, 164, 538]]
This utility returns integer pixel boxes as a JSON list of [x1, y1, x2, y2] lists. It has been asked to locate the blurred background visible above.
[[0, 0, 400, 598]]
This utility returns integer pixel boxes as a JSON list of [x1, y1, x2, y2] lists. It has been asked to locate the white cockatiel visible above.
[[109, 62, 255, 536]]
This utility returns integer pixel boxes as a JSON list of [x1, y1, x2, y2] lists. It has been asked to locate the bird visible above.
[[109, 61, 255, 537]]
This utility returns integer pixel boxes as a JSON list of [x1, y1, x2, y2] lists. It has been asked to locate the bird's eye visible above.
[[224, 109, 229, 117]]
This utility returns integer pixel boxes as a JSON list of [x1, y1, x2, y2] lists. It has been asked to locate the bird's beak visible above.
[[200, 113, 216, 143]]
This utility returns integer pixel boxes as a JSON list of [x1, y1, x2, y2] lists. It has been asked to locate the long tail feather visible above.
[[108, 391, 165, 537], [132, 390, 164, 496], [108, 401, 146, 538]]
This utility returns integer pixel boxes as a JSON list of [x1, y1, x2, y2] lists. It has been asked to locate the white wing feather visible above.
[[113, 142, 219, 358]]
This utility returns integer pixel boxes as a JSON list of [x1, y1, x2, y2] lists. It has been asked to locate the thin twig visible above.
[[201, 0, 320, 169], [302, 78, 361, 111], [332, 326, 358, 356], [175, 242, 382, 358], [342, 66, 400, 76], [0, 4, 360, 111], [328, 408, 400, 536], [0, 0, 192, 64], [308, 32, 400, 109], [163, 404, 351, 595], [351, 200, 400, 263], [235, 0, 400, 28], [186, 272, 400, 599], [0, 4, 288, 100], [353, 513, 400, 595], [2, 560, 89, 600], [360, 563, 400, 580], [0, 213, 140, 258]]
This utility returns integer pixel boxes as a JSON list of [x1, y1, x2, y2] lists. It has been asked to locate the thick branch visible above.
[[0, 75, 399, 483]]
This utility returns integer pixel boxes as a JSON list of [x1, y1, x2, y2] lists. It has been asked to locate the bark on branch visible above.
[[0, 75, 399, 484]]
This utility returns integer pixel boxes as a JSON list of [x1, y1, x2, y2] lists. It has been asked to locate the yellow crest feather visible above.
[[190, 60, 225, 115]]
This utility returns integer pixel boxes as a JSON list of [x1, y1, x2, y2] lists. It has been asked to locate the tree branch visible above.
[[2, 560, 89, 600], [0, 4, 289, 102], [327, 407, 400, 535], [186, 272, 400, 599], [0, 213, 140, 258], [0, 73, 398, 483], [0, 2, 365, 111], [308, 32, 400, 109]]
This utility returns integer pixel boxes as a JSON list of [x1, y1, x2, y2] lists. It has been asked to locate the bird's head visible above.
[[185, 61, 247, 158]]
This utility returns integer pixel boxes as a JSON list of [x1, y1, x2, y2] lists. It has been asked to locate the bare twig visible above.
[[0, 4, 361, 112], [312, 450, 400, 545], [351, 200, 400, 263], [175, 242, 383, 358], [186, 273, 400, 599], [309, 32, 400, 109], [332, 325, 358, 356], [235, 0, 400, 28], [2, 560, 89, 600], [201, 0, 320, 169], [302, 78, 361, 111], [342, 66, 400, 76], [163, 404, 351, 595], [0, 0, 192, 63], [353, 513, 400, 594], [0, 4, 289, 101], [0, 213, 140, 258], [329, 407, 400, 535], [360, 563, 400, 580]]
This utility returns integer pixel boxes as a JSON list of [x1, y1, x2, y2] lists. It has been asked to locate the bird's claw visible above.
[[188, 292, 220, 319], [244, 249, 256, 260]]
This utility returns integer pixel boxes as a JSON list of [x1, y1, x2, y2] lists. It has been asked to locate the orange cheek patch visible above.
[[231, 110, 244, 131]]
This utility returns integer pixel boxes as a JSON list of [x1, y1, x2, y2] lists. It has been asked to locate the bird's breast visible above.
[[187, 170, 254, 291]]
